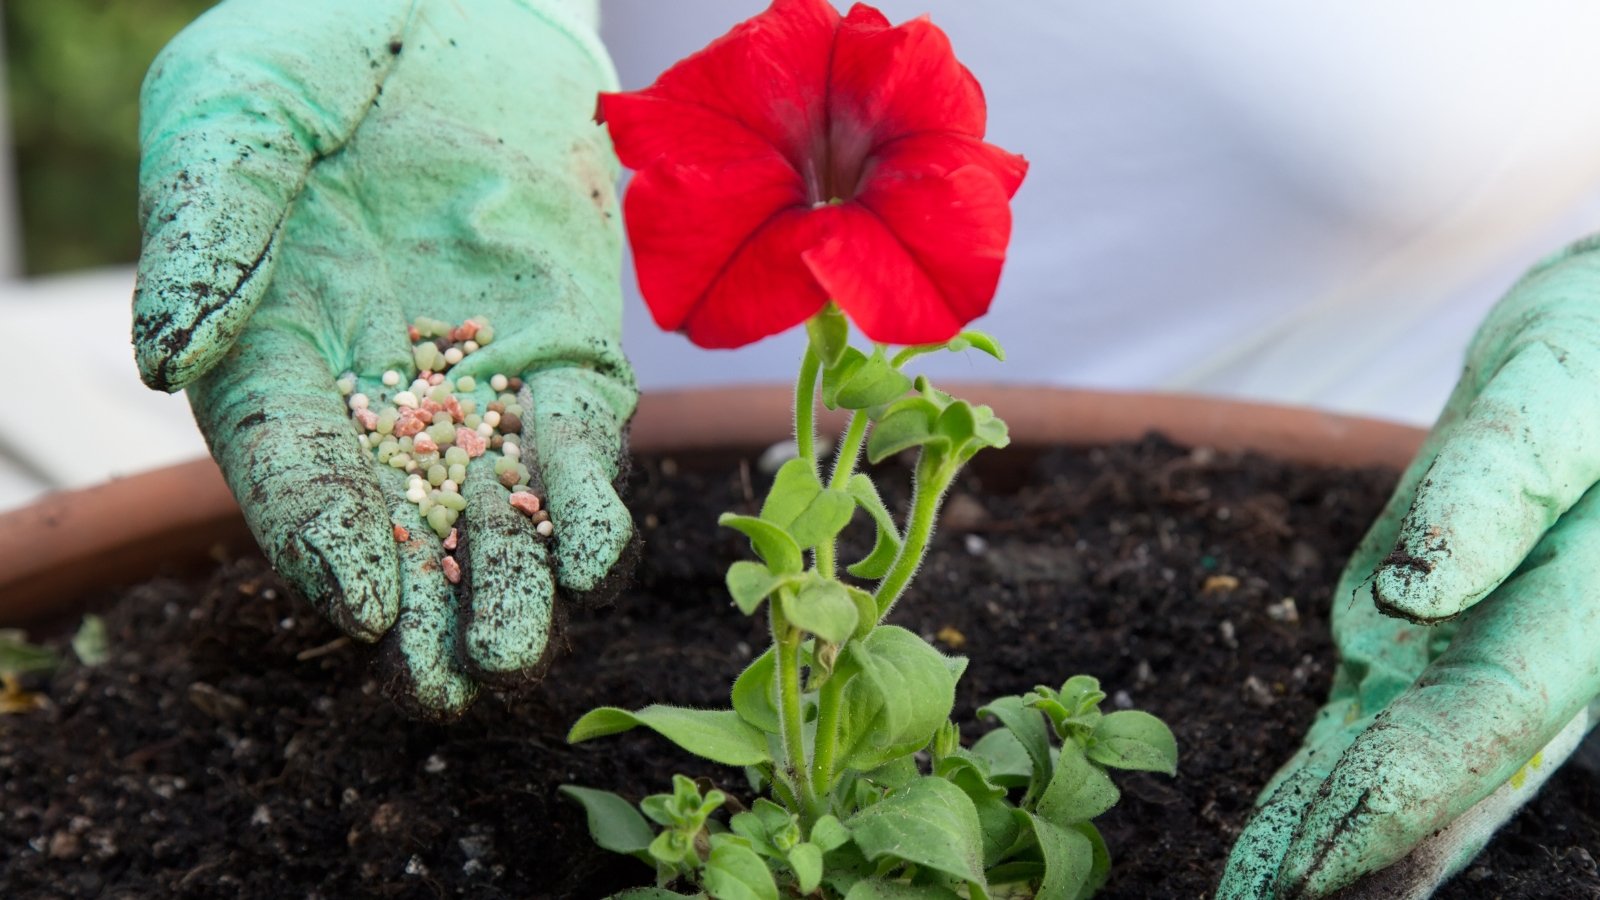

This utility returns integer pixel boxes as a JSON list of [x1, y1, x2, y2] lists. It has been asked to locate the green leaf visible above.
[[936, 756, 1006, 801], [953, 330, 1005, 361], [807, 305, 851, 369], [865, 397, 945, 464], [790, 490, 856, 549], [558, 786, 655, 860], [861, 755, 921, 791], [1058, 676, 1106, 716], [1072, 822, 1112, 899], [847, 777, 989, 890], [844, 881, 964, 900], [731, 650, 780, 734], [784, 579, 860, 644], [976, 697, 1053, 804], [719, 514, 803, 575], [811, 814, 851, 852], [726, 562, 800, 616], [649, 827, 698, 867], [71, 615, 110, 667], [758, 460, 856, 550], [1036, 742, 1120, 827], [760, 459, 823, 526], [569, 706, 771, 766], [823, 844, 870, 898], [968, 406, 1009, 453], [754, 798, 796, 838], [1024, 813, 1093, 900], [845, 586, 878, 640], [1087, 710, 1179, 775], [0, 630, 58, 676], [822, 347, 868, 410], [788, 842, 824, 893], [1029, 694, 1073, 728], [938, 757, 1020, 868], [835, 626, 960, 774], [969, 728, 1034, 789], [704, 838, 779, 900], [912, 375, 954, 406], [729, 810, 769, 850], [835, 349, 912, 410], [935, 400, 977, 447], [843, 474, 902, 581], [607, 889, 702, 899], [984, 861, 1045, 887]]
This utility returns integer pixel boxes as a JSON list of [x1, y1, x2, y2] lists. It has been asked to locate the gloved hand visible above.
[[132, 0, 636, 718], [1219, 237, 1600, 898]]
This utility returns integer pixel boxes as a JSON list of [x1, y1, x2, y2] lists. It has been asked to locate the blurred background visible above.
[[5, 0, 214, 276], [1, 0, 217, 514]]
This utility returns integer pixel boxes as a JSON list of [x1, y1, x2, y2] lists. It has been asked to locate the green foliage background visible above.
[[6, 0, 217, 274]]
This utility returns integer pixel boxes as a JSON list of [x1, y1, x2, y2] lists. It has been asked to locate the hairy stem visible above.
[[810, 676, 845, 800], [830, 410, 869, 489], [815, 410, 870, 579], [874, 458, 951, 619], [795, 346, 821, 470], [773, 600, 815, 817]]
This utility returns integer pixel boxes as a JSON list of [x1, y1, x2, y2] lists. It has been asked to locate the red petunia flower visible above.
[[599, 0, 1027, 349]]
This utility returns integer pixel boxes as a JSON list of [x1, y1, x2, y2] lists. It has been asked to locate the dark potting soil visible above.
[[3, 437, 1597, 899]]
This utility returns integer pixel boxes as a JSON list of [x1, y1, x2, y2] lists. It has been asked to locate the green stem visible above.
[[815, 410, 870, 580], [809, 676, 845, 800], [890, 345, 923, 369], [819, 409, 870, 576], [829, 410, 870, 489], [795, 345, 821, 470], [873, 460, 952, 619], [773, 600, 815, 816]]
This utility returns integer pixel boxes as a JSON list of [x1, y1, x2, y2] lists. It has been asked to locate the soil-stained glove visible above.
[[1218, 237, 1600, 898], [132, 0, 636, 718]]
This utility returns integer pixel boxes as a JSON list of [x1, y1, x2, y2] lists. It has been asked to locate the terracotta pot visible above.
[[0, 386, 1424, 626]]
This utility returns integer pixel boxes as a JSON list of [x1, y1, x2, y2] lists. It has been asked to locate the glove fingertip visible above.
[[562, 526, 641, 609], [377, 636, 479, 722], [1371, 554, 1481, 624], [278, 516, 400, 643]]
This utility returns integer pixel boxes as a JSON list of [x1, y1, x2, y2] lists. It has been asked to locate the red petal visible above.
[[599, 93, 784, 171], [804, 165, 1012, 345], [624, 157, 807, 339], [827, 6, 988, 149], [684, 208, 834, 348], [610, 0, 839, 173], [869, 132, 1028, 199]]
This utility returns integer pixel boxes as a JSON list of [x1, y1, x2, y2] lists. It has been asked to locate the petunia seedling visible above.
[[561, 1, 1175, 897]]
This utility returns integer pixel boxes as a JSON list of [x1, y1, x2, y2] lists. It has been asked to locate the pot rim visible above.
[[0, 385, 1424, 625]]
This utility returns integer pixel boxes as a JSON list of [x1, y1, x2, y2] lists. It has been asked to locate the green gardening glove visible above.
[[132, 0, 636, 718], [1218, 237, 1600, 898]]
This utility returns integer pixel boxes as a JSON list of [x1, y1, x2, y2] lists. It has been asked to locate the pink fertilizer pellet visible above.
[[509, 492, 542, 517], [455, 427, 487, 458]]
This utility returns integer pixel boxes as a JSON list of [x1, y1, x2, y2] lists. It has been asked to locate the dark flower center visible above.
[[804, 117, 874, 208]]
